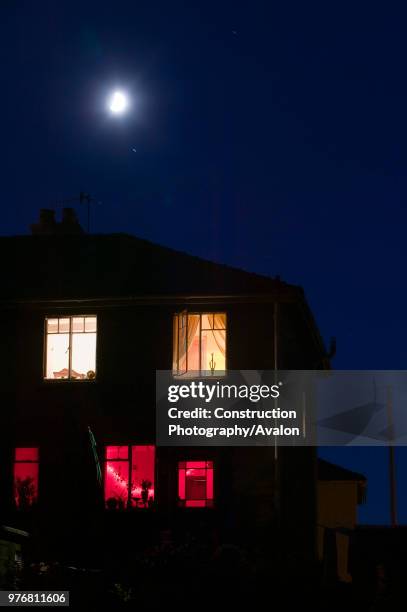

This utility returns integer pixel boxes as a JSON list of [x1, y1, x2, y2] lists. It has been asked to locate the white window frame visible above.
[[44, 315, 97, 381], [173, 311, 227, 377]]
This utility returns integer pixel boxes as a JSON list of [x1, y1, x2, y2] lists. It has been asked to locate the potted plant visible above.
[[140, 480, 152, 507]]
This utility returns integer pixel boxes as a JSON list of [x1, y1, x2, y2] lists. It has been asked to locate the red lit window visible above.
[[104, 445, 155, 510], [14, 448, 39, 509], [178, 461, 214, 507]]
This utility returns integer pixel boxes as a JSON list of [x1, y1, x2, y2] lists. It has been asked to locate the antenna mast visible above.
[[56, 192, 97, 232], [79, 192, 95, 233]]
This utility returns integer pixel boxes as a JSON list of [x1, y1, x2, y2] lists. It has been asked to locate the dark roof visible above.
[[0, 233, 301, 302], [318, 458, 366, 482], [0, 232, 328, 362]]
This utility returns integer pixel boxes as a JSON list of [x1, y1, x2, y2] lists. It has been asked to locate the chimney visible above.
[[30, 208, 85, 235], [30, 209, 57, 235], [60, 207, 84, 234]]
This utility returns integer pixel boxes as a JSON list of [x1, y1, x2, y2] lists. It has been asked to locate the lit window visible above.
[[178, 461, 214, 507], [104, 445, 155, 510], [45, 316, 97, 380], [14, 448, 39, 509], [173, 313, 226, 376]]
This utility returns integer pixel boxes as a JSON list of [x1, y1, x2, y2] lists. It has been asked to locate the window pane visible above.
[[178, 468, 186, 500], [178, 314, 188, 373], [15, 448, 38, 462], [186, 469, 207, 500], [47, 319, 58, 334], [201, 329, 226, 373], [84, 316, 97, 332], [214, 313, 226, 329], [106, 446, 128, 460], [46, 333, 69, 379], [105, 460, 129, 509], [186, 461, 207, 468], [200, 314, 212, 329], [14, 450, 39, 509], [172, 315, 178, 373], [174, 312, 226, 376], [207, 466, 214, 499], [186, 315, 200, 372], [179, 461, 214, 507], [186, 468, 206, 477], [71, 332, 96, 379], [130, 446, 155, 507], [58, 318, 70, 333], [72, 317, 84, 333]]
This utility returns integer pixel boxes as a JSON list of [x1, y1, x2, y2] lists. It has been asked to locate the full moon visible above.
[[108, 91, 128, 114]]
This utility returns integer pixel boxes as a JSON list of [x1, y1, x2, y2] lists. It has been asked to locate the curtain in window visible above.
[[187, 314, 200, 350], [172, 316, 178, 371], [176, 314, 200, 367], [208, 313, 226, 357]]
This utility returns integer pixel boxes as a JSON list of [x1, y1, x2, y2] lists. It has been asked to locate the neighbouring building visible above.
[[317, 458, 367, 583], [0, 209, 332, 577]]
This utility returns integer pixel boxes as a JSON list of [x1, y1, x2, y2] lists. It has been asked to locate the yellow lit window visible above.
[[173, 312, 226, 376], [45, 316, 97, 380]]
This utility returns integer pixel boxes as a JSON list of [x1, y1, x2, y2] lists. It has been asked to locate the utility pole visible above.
[[387, 385, 398, 526]]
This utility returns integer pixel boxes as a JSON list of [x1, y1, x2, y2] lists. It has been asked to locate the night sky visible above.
[[1, 0, 406, 524]]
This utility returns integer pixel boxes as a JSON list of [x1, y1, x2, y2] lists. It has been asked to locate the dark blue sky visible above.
[[1, 0, 406, 523]]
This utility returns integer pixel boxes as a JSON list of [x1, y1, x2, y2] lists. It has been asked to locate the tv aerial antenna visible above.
[[56, 192, 100, 232]]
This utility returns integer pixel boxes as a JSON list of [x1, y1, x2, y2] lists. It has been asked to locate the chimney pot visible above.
[[40, 209, 56, 225], [31, 207, 84, 235], [60, 207, 84, 234], [30, 209, 57, 235]]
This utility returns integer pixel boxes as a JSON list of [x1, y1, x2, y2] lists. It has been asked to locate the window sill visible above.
[[172, 371, 227, 380], [177, 504, 214, 510], [43, 378, 97, 384], [104, 507, 156, 512]]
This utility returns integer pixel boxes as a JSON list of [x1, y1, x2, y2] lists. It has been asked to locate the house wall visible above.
[[0, 298, 321, 567]]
